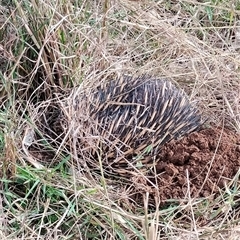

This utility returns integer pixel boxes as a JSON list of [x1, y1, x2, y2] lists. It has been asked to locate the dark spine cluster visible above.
[[87, 75, 203, 158]]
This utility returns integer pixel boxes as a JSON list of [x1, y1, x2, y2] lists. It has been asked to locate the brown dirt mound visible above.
[[28, 122, 240, 207], [137, 127, 240, 204]]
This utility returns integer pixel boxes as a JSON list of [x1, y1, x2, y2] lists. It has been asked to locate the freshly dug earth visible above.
[[135, 127, 240, 204], [29, 123, 240, 206]]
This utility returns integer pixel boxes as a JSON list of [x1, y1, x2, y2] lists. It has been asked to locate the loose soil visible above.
[[132, 127, 240, 205], [28, 125, 240, 207]]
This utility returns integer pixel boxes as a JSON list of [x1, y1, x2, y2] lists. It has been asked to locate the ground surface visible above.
[[29, 111, 240, 209], [137, 127, 240, 204]]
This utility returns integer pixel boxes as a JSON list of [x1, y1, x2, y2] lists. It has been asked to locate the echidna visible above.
[[62, 75, 203, 171]]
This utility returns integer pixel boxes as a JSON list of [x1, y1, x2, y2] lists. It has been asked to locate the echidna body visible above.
[[65, 75, 202, 169]]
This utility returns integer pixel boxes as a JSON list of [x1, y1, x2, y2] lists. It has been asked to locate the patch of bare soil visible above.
[[140, 127, 240, 204], [29, 120, 240, 207]]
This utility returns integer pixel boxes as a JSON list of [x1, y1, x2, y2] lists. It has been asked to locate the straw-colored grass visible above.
[[1, 0, 240, 239]]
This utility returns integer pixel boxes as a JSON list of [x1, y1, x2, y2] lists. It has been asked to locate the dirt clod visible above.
[[135, 127, 240, 204]]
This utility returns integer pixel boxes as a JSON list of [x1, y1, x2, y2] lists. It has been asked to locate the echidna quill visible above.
[[63, 75, 203, 170]]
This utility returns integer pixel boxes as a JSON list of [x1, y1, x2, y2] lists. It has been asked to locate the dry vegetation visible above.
[[1, 0, 240, 239]]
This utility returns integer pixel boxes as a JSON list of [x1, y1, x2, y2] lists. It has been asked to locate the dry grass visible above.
[[1, 0, 240, 239]]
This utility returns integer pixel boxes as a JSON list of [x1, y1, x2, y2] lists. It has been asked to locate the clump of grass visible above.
[[1, 0, 240, 239]]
